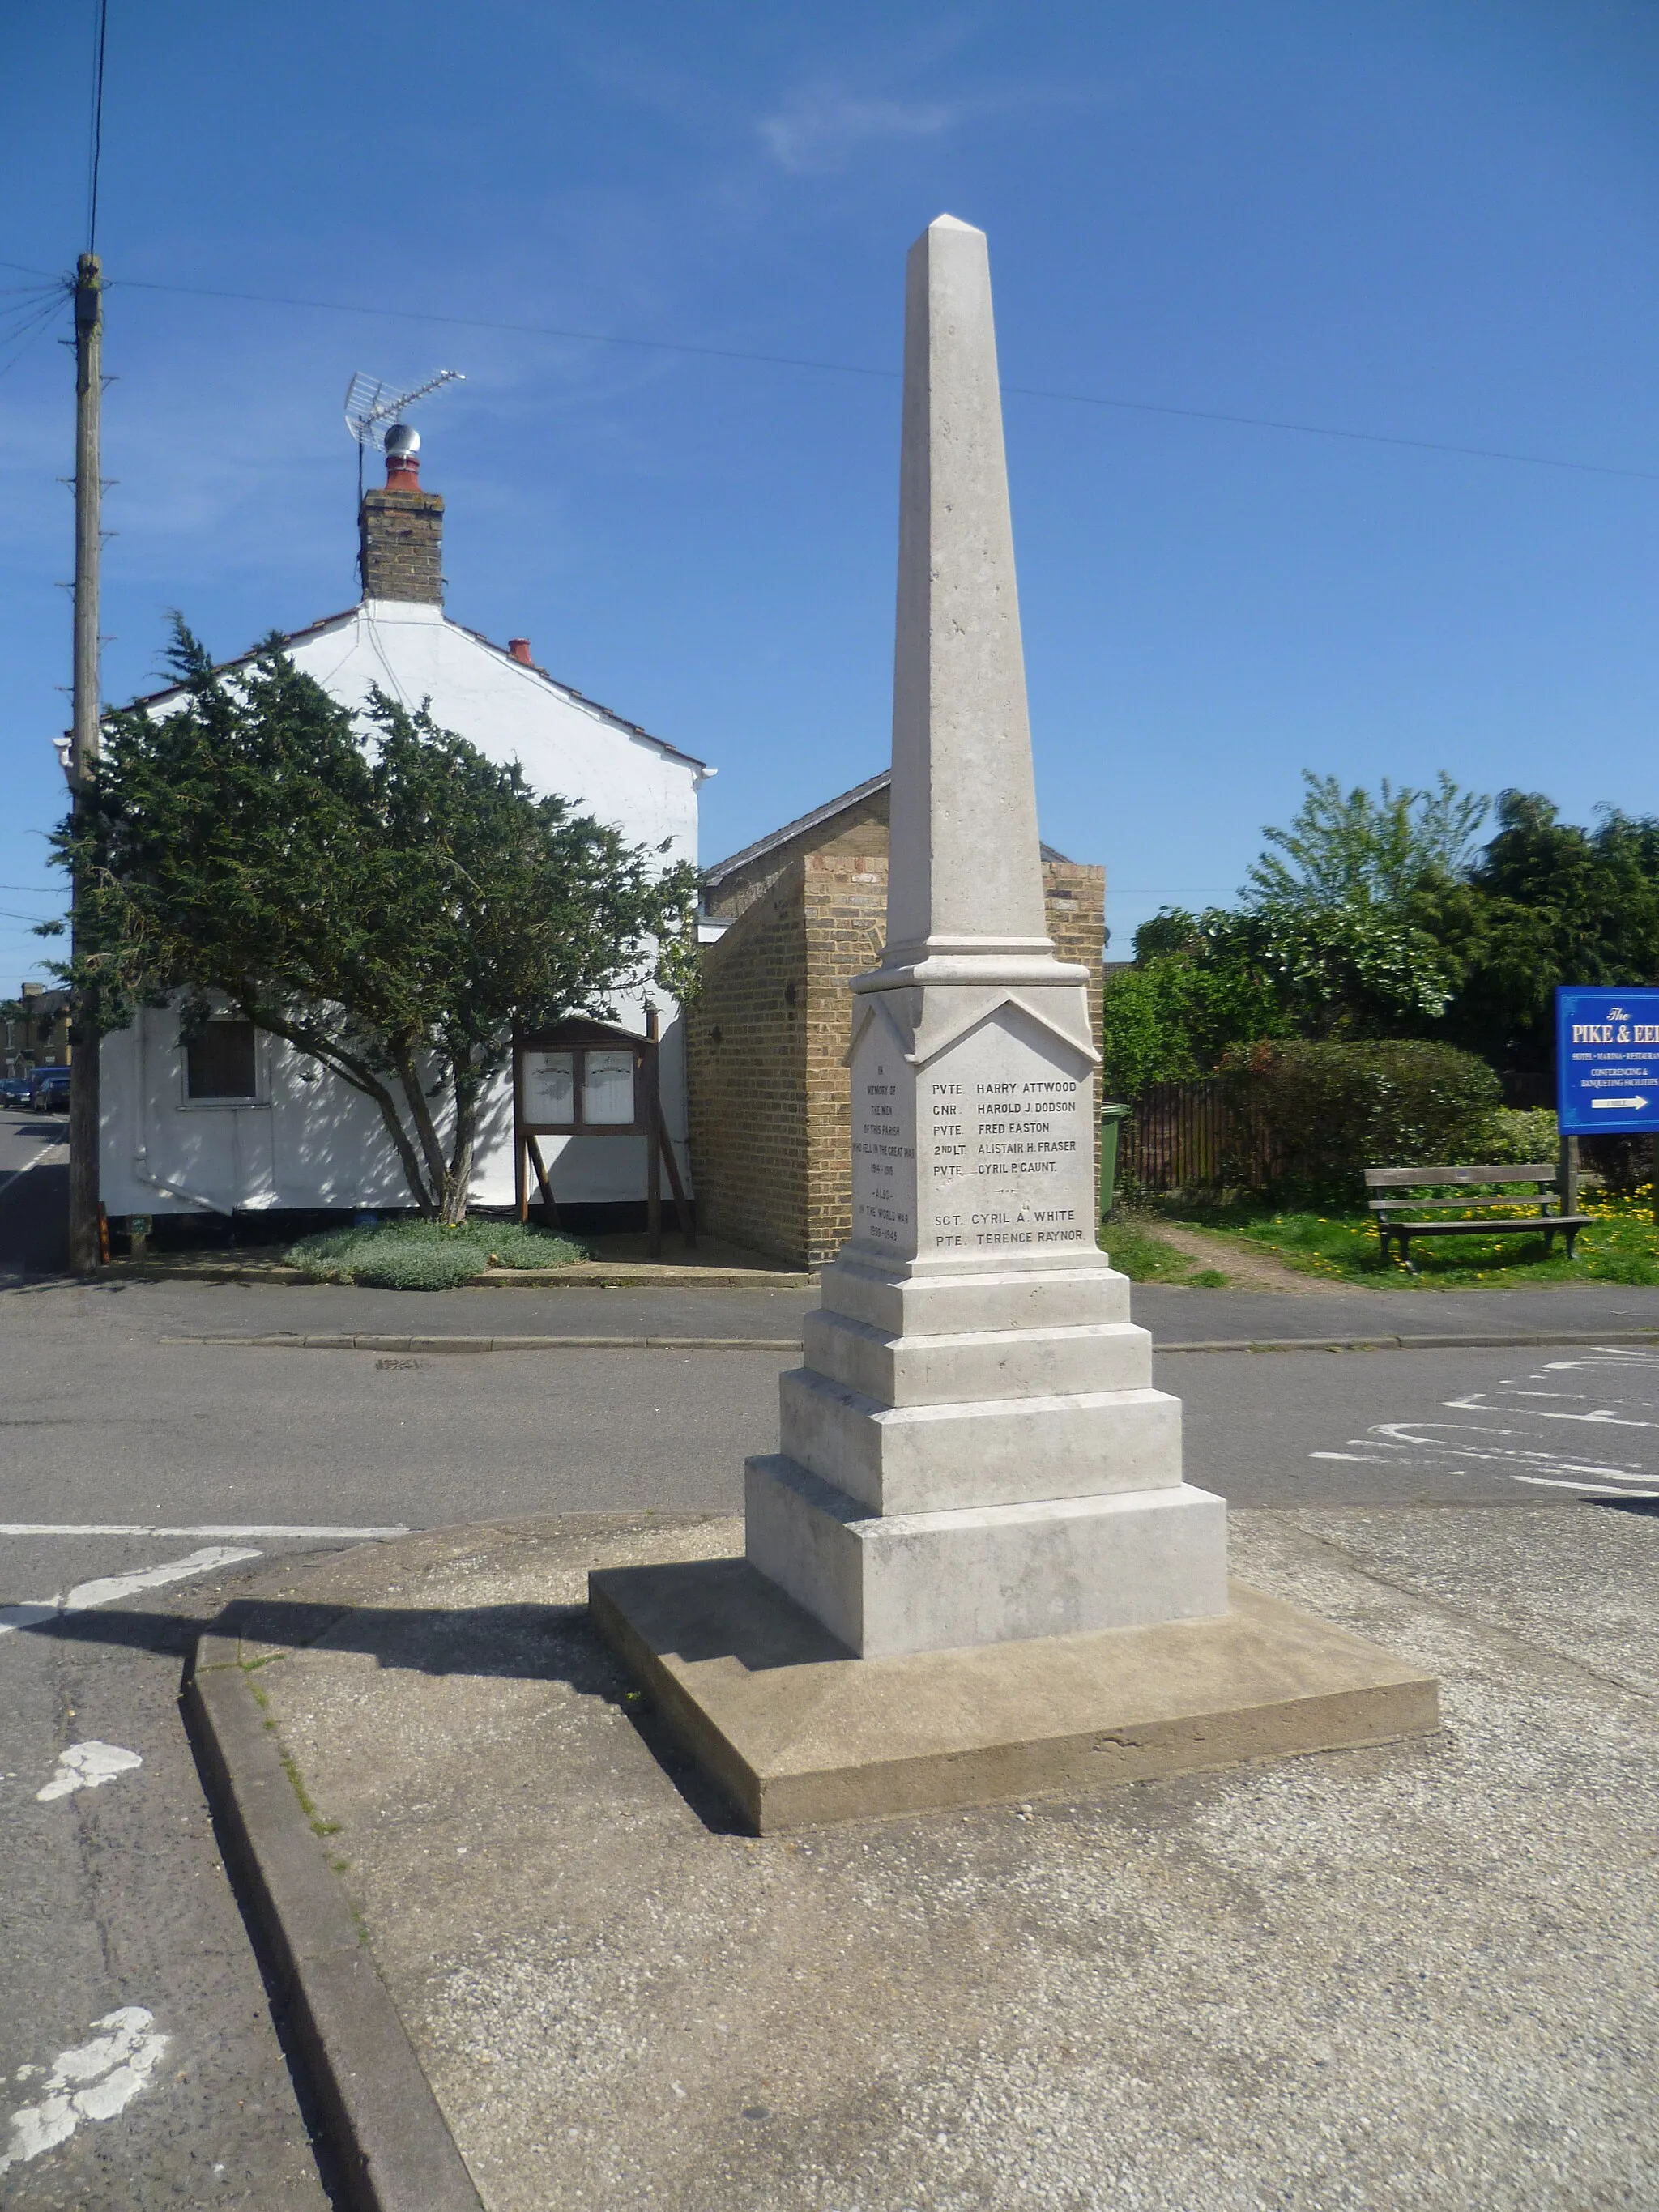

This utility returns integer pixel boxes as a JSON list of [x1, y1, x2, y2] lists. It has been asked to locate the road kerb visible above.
[[185, 1634, 484, 2212], [160, 1324, 1659, 1357], [162, 1332, 804, 1352]]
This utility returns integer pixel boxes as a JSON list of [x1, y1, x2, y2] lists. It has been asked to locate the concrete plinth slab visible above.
[[802, 1306, 1154, 1404], [744, 1457, 1228, 1654], [589, 1555, 1439, 1831], [778, 1366, 1184, 1513]]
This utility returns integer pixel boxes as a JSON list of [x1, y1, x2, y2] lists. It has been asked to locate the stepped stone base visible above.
[[588, 1559, 1441, 1834], [746, 1455, 1228, 1656]]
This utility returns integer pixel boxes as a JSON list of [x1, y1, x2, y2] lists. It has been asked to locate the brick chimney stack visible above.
[[359, 425, 444, 603]]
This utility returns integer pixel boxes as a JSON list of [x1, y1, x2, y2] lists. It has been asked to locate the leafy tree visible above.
[[1432, 791, 1659, 1069], [1227, 901, 1456, 1035], [1103, 896, 1456, 1096], [1113, 769, 1659, 1105], [1101, 948, 1282, 1099], [51, 624, 696, 1221], [1243, 769, 1489, 911]]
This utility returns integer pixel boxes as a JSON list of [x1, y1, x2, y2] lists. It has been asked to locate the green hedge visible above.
[[1461, 1106, 1557, 1166], [1224, 1039, 1502, 1196]]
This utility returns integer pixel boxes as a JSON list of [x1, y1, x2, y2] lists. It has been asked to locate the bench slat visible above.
[[1388, 1214, 1592, 1238], [1369, 1196, 1555, 1214], [1363, 1164, 1557, 1187]]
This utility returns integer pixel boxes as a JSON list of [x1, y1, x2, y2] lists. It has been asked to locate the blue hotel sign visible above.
[[1556, 987, 1659, 1135]]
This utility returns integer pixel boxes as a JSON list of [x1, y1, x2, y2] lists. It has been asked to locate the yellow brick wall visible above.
[[702, 787, 892, 925], [686, 861, 811, 1265], [690, 846, 1106, 1269]]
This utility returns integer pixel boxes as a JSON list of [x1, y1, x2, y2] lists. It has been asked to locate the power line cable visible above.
[[0, 290, 69, 381], [3, 255, 1653, 482], [87, 0, 109, 258], [999, 384, 1659, 483], [114, 275, 895, 383], [109, 272, 1659, 484]]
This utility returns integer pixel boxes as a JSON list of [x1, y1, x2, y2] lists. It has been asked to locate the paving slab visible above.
[[202, 1501, 1659, 2211]]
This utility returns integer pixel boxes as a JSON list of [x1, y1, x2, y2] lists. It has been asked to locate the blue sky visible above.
[[2, 1, 1656, 987]]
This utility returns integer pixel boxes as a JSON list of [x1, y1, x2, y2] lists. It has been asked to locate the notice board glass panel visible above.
[[583, 1050, 635, 1125], [522, 1050, 574, 1126]]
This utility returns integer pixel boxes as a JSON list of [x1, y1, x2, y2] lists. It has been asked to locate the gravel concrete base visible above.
[[219, 1504, 1659, 2211], [589, 1556, 1435, 1828]]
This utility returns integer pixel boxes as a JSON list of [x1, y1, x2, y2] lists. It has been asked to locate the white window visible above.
[[185, 1021, 258, 1102]]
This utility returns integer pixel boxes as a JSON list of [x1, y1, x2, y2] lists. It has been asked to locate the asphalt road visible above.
[[6, 1275, 1659, 2201], [0, 1105, 70, 1276]]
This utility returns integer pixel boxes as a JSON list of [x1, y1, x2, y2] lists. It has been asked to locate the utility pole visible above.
[[67, 251, 103, 1275]]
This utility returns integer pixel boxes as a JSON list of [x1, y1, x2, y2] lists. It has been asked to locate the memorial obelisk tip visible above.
[[885, 214, 1049, 967]]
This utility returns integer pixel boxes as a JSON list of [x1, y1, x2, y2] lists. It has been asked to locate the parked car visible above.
[[28, 1066, 70, 1112], [0, 1073, 32, 1106]]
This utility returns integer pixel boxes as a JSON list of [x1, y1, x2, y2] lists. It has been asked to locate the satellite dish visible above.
[[344, 368, 463, 452]]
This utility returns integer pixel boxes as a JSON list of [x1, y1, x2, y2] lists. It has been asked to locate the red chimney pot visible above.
[[508, 638, 533, 665]]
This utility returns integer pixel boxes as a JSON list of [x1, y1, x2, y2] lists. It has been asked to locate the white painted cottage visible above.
[[92, 432, 710, 1230]]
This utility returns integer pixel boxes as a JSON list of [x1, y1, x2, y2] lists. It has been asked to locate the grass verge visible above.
[[287, 1217, 589, 1290], [1155, 1188, 1659, 1289], [1099, 1215, 1230, 1288]]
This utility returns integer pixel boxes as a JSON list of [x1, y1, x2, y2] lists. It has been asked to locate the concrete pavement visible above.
[[179, 1499, 1659, 2211]]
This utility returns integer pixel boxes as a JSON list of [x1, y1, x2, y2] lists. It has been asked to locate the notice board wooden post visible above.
[[645, 1008, 663, 1256]]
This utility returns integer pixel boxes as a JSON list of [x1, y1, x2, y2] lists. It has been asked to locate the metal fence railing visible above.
[[1116, 1079, 1278, 1196], [1119, 1076, 1653, 1200]]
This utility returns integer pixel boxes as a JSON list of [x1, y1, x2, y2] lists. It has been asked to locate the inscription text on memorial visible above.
[[849, 1001, 1094, 1266]]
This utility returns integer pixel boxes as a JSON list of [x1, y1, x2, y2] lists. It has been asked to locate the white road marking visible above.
[[36, 1741, 143, 1802], [1510, 1475, 1659, 1496], [0, 2008, 168, 2175], [1309, 1343, 1659, 1494], [1538, 1350, 1659, 1370], [0, 1523, 409, 1539], [0, 1546, 262, 1635], [1371, 1420, 1649, 1479], [1444, 1391, 1657, 1428], [0, 1140, 70, 1195], [62, 1547, 262, 1610]]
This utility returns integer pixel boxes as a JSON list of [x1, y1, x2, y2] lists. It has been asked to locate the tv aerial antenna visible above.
[[344, 367, 464, 501]]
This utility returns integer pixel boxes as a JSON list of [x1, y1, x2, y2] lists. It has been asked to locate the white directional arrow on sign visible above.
[[1592, 1095, 1649, 1110]]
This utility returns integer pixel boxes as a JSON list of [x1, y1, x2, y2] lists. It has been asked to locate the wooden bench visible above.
[[1364, 1163, 1593, 1270]]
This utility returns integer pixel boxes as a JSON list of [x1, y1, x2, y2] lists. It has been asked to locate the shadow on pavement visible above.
[[0, 1154, 69, 1273], [16, 1592, 750, 1835]]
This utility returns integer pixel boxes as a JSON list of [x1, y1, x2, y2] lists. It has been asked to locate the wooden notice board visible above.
[[512, 1015, 693, 1255]]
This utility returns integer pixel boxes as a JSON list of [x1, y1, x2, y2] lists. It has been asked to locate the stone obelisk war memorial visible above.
[[594, 216, 1436, 1831]]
